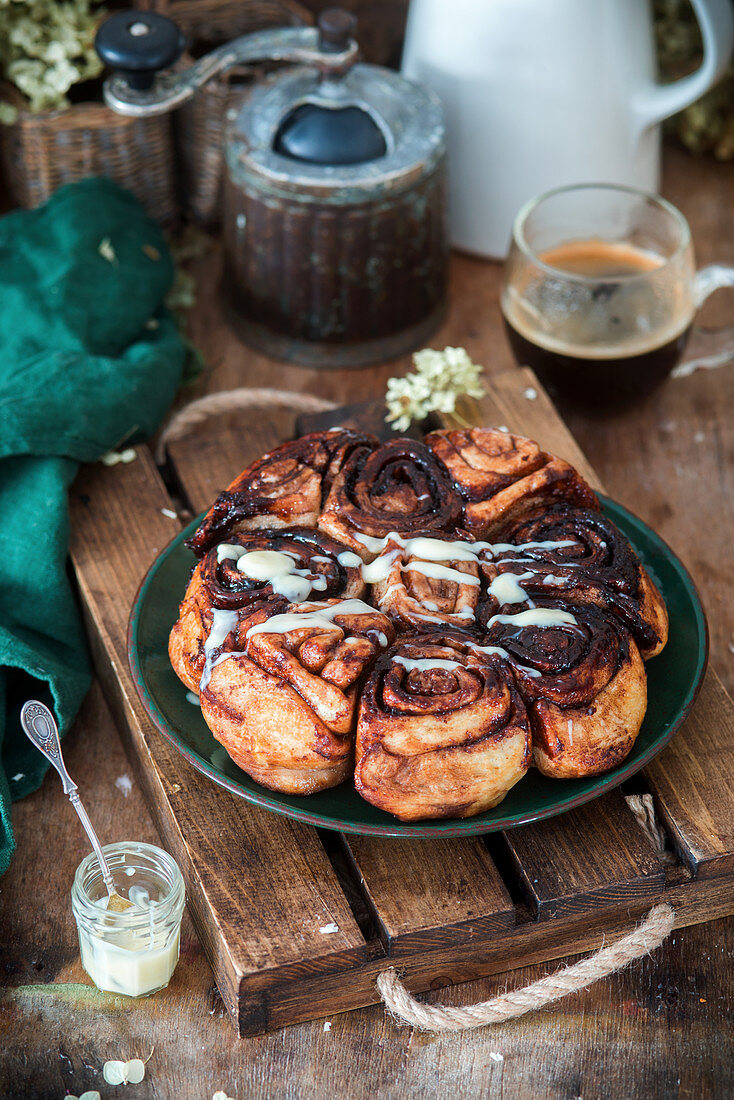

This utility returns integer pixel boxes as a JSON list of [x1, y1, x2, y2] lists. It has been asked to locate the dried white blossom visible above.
[[0, 0, 105, 115], [124, 1060, 146, 1085], [385, 346, 485, 431], [100, 447, 137, 467], [103, 1061, 127, 1085], [98, 237, 117, 265], [102, 1049, 152, 1086], [212, 1092, 235, 1100]]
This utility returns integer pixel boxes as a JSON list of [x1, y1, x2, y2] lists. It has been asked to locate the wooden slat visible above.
[[167, 401, 305, 513], [343, 837, 515, 956], [645, 668, 734, 880], [502, 792, 665, 921], [247, 871, 734, 1032], [479, 367, 604, 492], [69, 449, 372, 1035]]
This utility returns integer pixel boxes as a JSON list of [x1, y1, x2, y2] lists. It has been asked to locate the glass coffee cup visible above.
[[501, 183, 734, 412]]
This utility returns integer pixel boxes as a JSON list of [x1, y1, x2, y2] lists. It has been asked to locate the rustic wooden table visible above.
[[1, 146, 732, 1100]]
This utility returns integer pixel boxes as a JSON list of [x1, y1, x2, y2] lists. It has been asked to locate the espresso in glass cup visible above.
[[501, 184, 734, 412]]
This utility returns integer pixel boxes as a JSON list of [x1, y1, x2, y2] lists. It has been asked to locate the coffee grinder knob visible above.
[[318, 8, 358, 52], [95, 11, 185, 91]]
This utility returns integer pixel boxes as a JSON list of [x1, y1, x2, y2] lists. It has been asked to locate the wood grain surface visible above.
[[1, 146, 733, 1098]]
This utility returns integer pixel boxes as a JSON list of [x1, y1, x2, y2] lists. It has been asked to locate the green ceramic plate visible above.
[[128, 498, 708, 838]]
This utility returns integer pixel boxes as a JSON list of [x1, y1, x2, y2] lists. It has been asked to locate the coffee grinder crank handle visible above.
[[95, 8, 359, 118]]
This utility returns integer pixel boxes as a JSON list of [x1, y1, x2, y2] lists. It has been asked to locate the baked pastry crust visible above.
[[318, 438, 463, 557], [169, 424, 668, 818], [355, 632, 530, 820], [201, 600, 394, 795], [426, 427, 599, 536]]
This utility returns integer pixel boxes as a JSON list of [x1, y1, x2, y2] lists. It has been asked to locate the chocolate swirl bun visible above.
[[200, 600, 396, 795], [355, 632, 530, 820], [367, 535, 491, 632], [187, 429, 376, 556], [482, 603, 646, 778], [425, 427, 599, 536], [318, 439, 463, 558], [168, 564, 252, 695], [201, 527, 365, 610], [168, 529, 365, 694], [492, 506, 668, 658]]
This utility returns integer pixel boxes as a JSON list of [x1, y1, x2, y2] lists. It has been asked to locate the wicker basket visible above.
[[135, 0, 312, 44], [135, 0, 312, 224], [0, 93, 178, 223]]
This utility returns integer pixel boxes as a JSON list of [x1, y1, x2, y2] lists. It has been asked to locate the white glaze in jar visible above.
[[71, 842, 185, 998]]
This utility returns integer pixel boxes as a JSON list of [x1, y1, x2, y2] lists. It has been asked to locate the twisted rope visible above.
[[155, 388, 338, 463], [378, 796, 676, 1032], [625, 793, 677, 865], [377, 903, 674, 1032]]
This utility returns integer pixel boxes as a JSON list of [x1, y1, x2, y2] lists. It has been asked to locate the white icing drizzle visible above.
[[487, 608, 577, 629], [216, 543, 242, 563], [356, 533, 578, 588], [491, 539, 578, 554], [392, 655, 462, 673], [216, 546, 332, 604], [246, 599, 383, 638], [236, 549, 298, 580], [353, 531, 393, 554], [337, 550, 362, 568], [403, 561, 480, 586], [361, 548, 401, 585], [200, 609, 239, 691], [567, 718, 574, 746], [486, 571, 535, 606]]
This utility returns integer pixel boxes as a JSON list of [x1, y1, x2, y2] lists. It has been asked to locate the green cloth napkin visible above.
[[0, 178, 187, 874]]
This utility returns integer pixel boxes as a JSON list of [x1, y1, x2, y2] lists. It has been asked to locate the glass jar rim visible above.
[[72, 841, 185, 927], [511, 182, 692, 284]]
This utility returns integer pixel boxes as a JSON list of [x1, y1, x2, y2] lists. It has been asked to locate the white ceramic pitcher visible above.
[[402, 0, 734, 258]]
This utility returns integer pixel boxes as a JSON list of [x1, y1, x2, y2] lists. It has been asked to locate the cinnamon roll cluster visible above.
[[169, 427, 668, 820]]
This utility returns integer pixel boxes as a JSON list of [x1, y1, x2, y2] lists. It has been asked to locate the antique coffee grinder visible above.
[[95, 9, 448, 368]]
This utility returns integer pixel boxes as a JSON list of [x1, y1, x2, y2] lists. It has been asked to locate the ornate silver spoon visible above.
[[20, 700, 132, 912]]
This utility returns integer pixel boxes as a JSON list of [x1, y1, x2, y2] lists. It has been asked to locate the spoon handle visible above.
[[20, 700, 117, 898]]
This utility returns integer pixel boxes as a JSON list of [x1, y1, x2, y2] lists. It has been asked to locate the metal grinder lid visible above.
[[226, 63, 446, 202]]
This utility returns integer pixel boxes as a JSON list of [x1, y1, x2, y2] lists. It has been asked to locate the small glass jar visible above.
[[71, 841, 185, 998]]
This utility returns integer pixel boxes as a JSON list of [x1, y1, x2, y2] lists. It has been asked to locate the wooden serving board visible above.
[[68, 367, 734, 1036]]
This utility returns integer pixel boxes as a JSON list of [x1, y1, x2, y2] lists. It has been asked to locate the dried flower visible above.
[[102, 1048, 153, 1085], [654, 0, 734, 160], [0, 0, 106, 116], [385, 346, 485, 431], [100, 447, 136, 466], [97, 237, 117, 265]]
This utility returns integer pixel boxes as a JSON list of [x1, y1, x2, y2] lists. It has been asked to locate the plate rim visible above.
[[127, 497, 709, 838]]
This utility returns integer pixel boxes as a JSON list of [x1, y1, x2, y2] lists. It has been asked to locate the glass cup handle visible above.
[[694, 263, 734, 306], [674, 265, 734, 379]]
